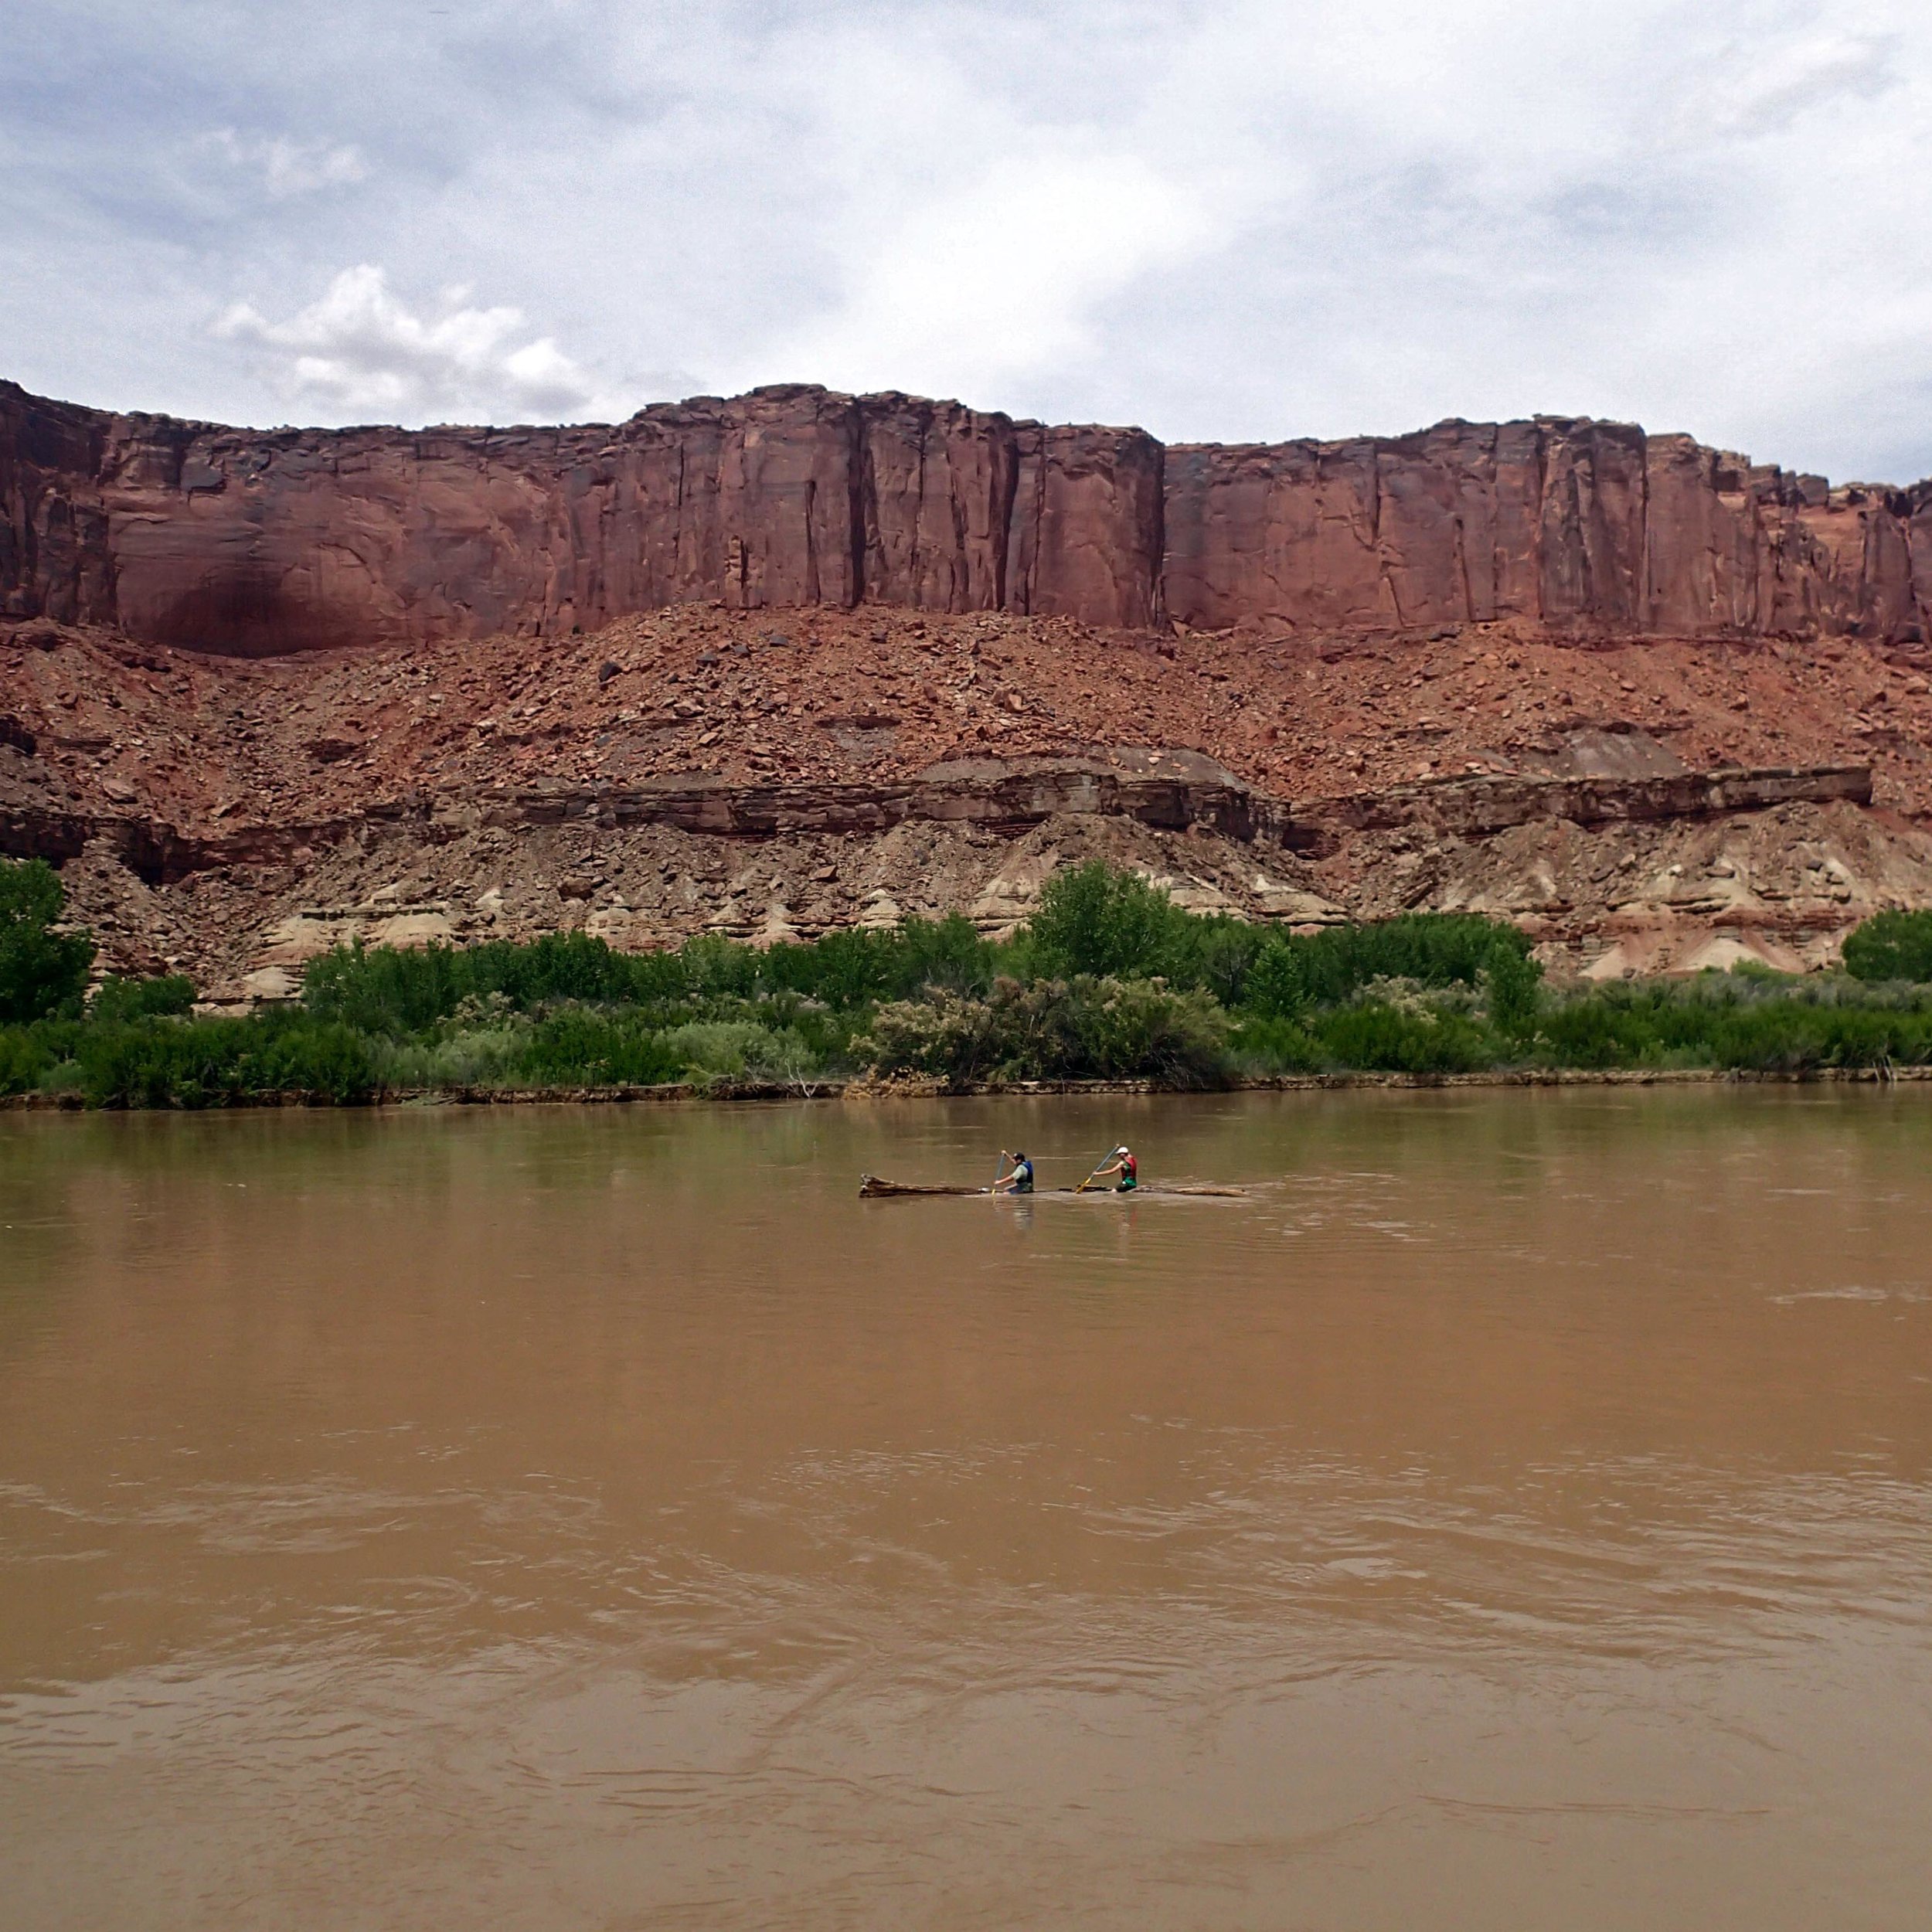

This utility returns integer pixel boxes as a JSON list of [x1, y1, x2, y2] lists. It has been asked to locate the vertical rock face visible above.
[[858, 395, 1015, 613], [0, 380, 1165, 652], [5, 373, 1931, 651], [0, 387, 116, 628], [1006, 421, 1166, 628], [1162, 419, 1932, 644]]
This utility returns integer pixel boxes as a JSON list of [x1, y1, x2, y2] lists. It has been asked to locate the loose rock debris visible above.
[[4, 607, 1930, 998]]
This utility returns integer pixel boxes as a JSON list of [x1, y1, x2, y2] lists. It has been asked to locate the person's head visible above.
[[1116, 1145, 1130, 1157], [1013, 1151, 1027, 1163]]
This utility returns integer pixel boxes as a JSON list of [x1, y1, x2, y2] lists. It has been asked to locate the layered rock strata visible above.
[[0, 758, 1875, 889], [1163, 423, 1930, 641], [5, 593, 1928, 987], [1, 382, 1164, 651], [10, 377, 1932, 653], [25, 774, 1921, 1001]]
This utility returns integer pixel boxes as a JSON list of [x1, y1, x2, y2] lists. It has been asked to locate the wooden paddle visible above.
[[1074, 1145, 1115, 1194]]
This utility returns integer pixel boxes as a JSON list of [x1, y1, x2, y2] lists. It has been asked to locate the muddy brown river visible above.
[[3, 1088, 1930, 1928]]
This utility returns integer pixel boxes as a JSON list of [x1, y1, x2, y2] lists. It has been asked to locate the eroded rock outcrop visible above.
[[1, 383, 1165, 652], [11, 761, 1907, 996], [0, 756, 1872, 889], [6, 376, 1932, 653], [4, 594, 1923, 987], [1162, 421, 1932, 641]]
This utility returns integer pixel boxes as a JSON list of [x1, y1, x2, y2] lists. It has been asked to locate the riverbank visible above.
[[15, 855, 1932, 1111], [12, 1060, 1932, 1112]]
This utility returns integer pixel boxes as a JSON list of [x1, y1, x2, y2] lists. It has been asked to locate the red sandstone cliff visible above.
[[5, 376, 1930, 654], [0, 383, 1165, 651], [1163, 422, 1930, 641]]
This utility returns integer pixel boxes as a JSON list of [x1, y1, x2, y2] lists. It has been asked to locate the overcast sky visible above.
[[6, 1, 1931, 480]]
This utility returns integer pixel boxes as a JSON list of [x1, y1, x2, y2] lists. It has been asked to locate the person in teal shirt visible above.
[[994, 1151, 1035, 1194]]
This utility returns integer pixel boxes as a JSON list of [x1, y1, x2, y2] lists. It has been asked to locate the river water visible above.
[[2, 1089, 1930, 1929]]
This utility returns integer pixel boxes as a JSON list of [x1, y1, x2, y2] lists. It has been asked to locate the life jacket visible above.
[[1012, 1158, 1034, 1192]]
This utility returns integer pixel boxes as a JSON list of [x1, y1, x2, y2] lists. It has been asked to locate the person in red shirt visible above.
[[1092, 1145, 1138, 1192]]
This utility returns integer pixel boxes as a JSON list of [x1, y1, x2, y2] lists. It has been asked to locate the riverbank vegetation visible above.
[[9, 855, 1932, 1105]]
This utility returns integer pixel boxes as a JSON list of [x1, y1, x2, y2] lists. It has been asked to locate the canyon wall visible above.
[[1163, 422, 1931, 641], [5, 376, 1932, 654], [0, 382, 1165, 652]]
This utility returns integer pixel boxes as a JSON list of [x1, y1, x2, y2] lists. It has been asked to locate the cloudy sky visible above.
[[7, 1, 1931, 480]]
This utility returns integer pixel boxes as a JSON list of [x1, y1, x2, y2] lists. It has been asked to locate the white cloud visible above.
[[9, 1, 1932, 476], [202, 128, 367, 198], [1695, 25, 1900, 138], [766, 144, 1213, 403], [214, 265, 602, 422]]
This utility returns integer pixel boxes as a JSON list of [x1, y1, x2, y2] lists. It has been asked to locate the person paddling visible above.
[[1091, 1145, 1138, 1192], [993, 1149, 1036, 1195]]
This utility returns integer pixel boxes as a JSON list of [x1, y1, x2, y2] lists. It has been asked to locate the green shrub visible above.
[[378, 1024, 536, 1090], [1012, 864, 1534, 1009], [301, 939, 468, 1032], [1532, 996, 1641, 1069], [662, 1019, 770, 1077], [679, 934, 757, 1000], [0, 859, 95, 1022], [1277, 912, 1532, 1006], [658, 1019, 821, 1085], [43, 859, 1932, 1106], [1060, 976, 1231, 1084], [1243, 938, 1309, 1019], [0, 1021, 82, 1094], [299, 916, 994, 1039], [1527, 975, 1932, 1073], [860, 975, 1230, 1087], [74, 1015, 378, 1107], [894, 913, 997, 995], [759, 913, 995, 1005], [1843, 910, 1932, 983], [859, 990, 1003, 1084], [760, 928, 906, 1006], [1228, 1014, 1323, 1073], [492, 930, 658, 1005], [301, 930, 688, 1032], [1181, 920, 1265, 1005], [431, 1027, 530, 1087], [90, 973, 197, 1022], [517, 1011, 683, 1087], [1308, 1000, 1492, 1074]]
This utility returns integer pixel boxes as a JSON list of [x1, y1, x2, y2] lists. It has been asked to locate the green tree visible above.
[[1842, 910, 1932, 983], [90, 973, 197, 1022], [0, 858, 94, 1022], [1243, 936, 1308, 1018], [1022, 861, 1191, 980], [1482, 939, 1543, 1036]]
